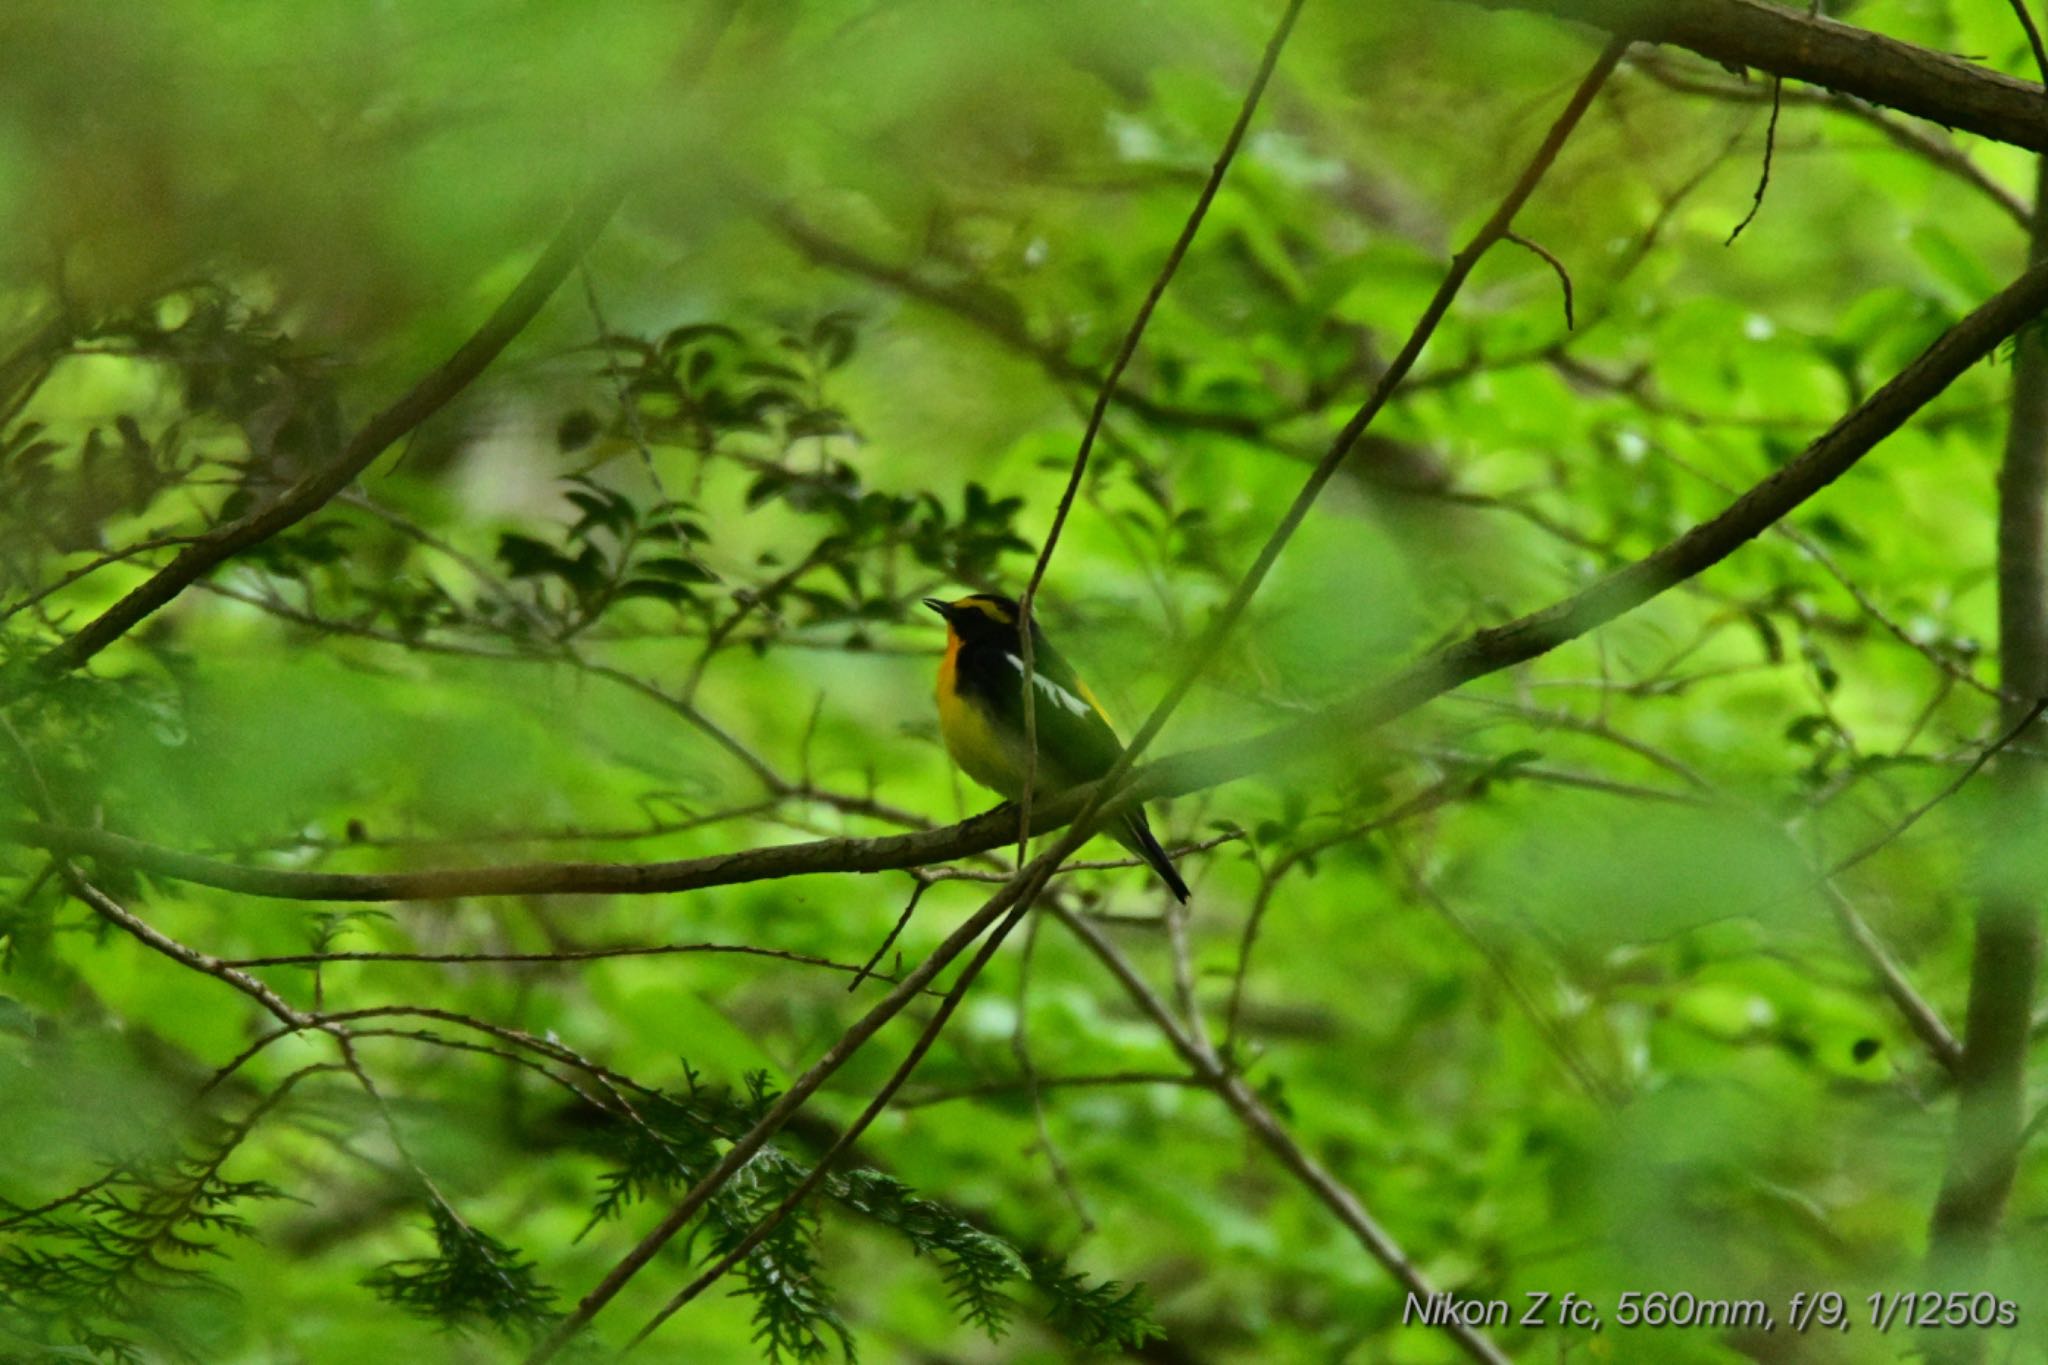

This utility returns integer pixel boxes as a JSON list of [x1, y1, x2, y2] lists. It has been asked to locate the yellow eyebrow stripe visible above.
[[953, 596, 1013, 624]]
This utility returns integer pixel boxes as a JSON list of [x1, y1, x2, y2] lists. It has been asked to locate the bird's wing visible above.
[[992, 641, 1126, 783]]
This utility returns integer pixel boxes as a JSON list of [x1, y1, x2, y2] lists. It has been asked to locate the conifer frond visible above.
[[360, 1202, 557, 1337]]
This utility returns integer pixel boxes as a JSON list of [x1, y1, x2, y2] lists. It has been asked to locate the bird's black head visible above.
[[923, 594, 1038, 649]]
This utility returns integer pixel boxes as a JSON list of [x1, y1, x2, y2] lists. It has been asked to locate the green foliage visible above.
[[3, 0, 2048, 1362], [832, 1169, 1020, 1339], [703, 1158, 855, 1365], [360, 1203, 557, 1339], [1022, 1256, 1162, 1353], [0, 1123, 288, 1362], [575, 1071, 1158, 1360]]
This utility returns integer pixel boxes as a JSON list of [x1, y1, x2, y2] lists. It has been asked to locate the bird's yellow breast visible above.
[[937, 631, 1027, 798]]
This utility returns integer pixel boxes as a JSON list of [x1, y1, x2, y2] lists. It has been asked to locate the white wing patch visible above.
[[1006, 654, 1093, 718]]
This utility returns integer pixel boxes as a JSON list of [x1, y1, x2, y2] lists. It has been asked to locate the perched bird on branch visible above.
[[924, 593, 1190, 902]]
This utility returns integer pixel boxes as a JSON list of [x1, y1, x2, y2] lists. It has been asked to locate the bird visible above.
[[924, 593, 1190, 902]]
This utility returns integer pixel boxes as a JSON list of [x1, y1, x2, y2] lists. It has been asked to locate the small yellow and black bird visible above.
[[925, 593, 1190, 902]]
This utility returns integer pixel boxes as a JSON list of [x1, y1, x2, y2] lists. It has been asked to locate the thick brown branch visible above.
[[1468, 0, 2048, 151]]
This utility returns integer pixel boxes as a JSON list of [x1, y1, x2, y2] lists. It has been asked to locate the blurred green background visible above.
[[2, 1, 2046, 1361]]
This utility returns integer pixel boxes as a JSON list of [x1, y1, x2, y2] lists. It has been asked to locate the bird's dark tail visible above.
[[1116, 810, 1190, 903]]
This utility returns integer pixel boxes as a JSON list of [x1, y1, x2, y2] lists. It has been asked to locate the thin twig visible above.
[[0, 534, 201, 626], [1391, 844, 1621, 1107], [1014, 0, 1308, 862], [1009, 914, 1094, 1231], [0, 715, 311, 1031], [1817, 878, 1963, 1072], [223, 940, 925, 989], [769, 209, 1267, 440], [1504, 231, 1576, 329], [1649, 440, 2010, 702], [1443, 697, 1714, 790], [1054, 903, 1513, 1365], [34, 184, 631, 677], [1635, 55, 2030, 229], [847, 877, 929, 992], [1826, 695, 2048, 880], [914, 830, 1242, 883], [615, 870, 1052, 1353], [1100, 37, 1631, 807], [1726, 75, 1785, 245], [522, 842, 1071, 1363], [1224, 775, 1481, 1055], [64, 876, 310, 1029], [2010, 0, 2048, 84], [895, 1070, 1204, 1110]]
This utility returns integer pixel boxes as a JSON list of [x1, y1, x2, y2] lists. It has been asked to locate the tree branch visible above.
[[1100, 34, 1631, 802], [1634, 54, 2032, 228], [623, 878, 1048, 1350], [1467, 0, 2048, 151], [1054, 903, 1513, 1365], [32, 183, 628, 677], [1925, 136, 2048, 1344], [1016, 0, 1306, 858], [1165, 253, 2048, 796], [522, 845, 1072, 1362], [1820, 878, 1963, 1073]]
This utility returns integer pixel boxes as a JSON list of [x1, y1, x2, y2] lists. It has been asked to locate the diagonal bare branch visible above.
[[1167, 254, 2048, 799], [1016, 0, 1307, 857], [1054, 902, 1514, 1365], [32, 185, 628, 677]]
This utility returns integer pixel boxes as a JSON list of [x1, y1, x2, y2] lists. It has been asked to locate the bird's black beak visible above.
[[922, 598, 950, 620]]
